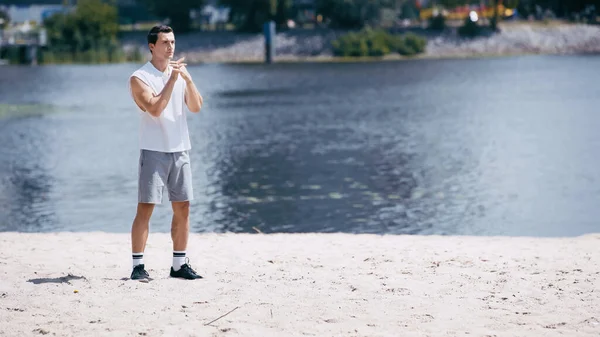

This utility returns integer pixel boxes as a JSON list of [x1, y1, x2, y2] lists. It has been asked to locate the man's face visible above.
[[150, 32, 175, 60]]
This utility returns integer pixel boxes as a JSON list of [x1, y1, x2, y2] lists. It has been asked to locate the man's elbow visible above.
[[146, 107, 162, 117], [146, 101, 168, 117], [189, 102, 202, 113]]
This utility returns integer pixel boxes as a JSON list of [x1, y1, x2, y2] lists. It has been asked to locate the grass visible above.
[[0, 44, 145, 65], [39, 48, 144, 65], [0, 104, 58, 119]]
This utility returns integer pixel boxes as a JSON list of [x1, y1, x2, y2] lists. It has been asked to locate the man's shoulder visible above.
[[129, 63, 153, 88], [131, 62, 151, 77]]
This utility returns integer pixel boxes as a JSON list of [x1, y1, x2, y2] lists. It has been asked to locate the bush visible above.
[[403, 33, 427, 54], [127, 47, 146, 62], [368, 39, 390, 56], [332, 28, 427, 58], [332, 32, 367, 57], [4, 46, 22, 64], [458, 16, 481, 38]]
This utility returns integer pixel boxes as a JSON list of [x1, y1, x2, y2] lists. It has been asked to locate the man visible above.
[[127, 25, 203, 280]]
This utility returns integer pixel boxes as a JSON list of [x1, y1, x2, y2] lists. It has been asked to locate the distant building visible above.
[[1, 1, 68, 26], [192, 0, 229, 26]]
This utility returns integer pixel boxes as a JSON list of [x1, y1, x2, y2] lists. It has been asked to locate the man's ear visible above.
[[148, 43, 154, 54]]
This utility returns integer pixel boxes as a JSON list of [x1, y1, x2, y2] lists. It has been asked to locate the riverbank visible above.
[[118, 21, 600, 64], [3, 22, 597, 66], [1, 232, 598, 336]]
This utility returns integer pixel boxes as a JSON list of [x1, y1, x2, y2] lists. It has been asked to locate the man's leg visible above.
[[171, 201, 189, 253], [132, 203, 155, 254], [167, 151, 201, 279], [169, 200, 201, 279], [130, 203, 154, 280], [171, 201, 189, 271], [131, 149, 167, 280]]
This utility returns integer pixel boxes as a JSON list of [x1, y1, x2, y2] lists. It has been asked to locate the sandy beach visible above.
[[0, 232, 598, 336]]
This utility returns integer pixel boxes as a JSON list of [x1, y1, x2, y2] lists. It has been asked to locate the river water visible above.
[[1, 55, 599, 236]]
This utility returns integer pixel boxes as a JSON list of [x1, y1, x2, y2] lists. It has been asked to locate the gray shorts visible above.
[[138, 149, 194, 204]]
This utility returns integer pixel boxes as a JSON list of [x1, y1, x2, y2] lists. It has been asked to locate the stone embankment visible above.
[[120, 22, 600, 63]]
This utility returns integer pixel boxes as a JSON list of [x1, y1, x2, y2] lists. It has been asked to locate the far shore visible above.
[[1, 232, 598, 336], [2, 21, 598, 66], [173, 50, 595, 66], [117, 21, 600, 66]]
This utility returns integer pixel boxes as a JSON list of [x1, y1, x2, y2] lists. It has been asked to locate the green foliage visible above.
[[3, 46, 21, 65], [399, 1, 419, 20], [504, 0, 519, 9], [332, 28, 427, 58], [458, 16, 481, 38], [141, 0, 204, 33], [403, 33, 426, 54], [316, 0, 396, 29], [0, 8, 9, 29], [219, 0, 286, 32], [275, 0, 291, 26], [44, 0, 119, 54], [40, 0, 142, 64], [38, 47, 144, 65], [130, 47, 144, 63]]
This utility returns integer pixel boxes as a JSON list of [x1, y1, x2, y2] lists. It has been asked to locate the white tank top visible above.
[[128, 61, 191, 153]]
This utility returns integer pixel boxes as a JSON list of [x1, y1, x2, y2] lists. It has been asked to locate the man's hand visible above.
[[172, 56, 203, 113], [170, 57, 191, 83]]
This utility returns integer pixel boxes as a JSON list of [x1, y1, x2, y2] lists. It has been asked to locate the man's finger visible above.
[[171, 63, 187, 69]]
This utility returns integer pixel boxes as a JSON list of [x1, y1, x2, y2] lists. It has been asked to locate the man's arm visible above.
[[184, 80, 203, 113], [130, 75, 178, 118]]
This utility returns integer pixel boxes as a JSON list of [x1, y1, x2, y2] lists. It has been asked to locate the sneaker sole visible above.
[[169, 275, 202, 280]]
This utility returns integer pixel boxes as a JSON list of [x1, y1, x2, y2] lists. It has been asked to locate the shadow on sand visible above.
[[27, 274, 87, 285]]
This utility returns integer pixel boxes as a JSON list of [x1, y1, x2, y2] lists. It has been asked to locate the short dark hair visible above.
[[147, 25, 173, 45]]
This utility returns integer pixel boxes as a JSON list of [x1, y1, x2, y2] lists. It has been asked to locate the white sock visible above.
[[173, 251, 186, 271], [132, 252, 144, 267]]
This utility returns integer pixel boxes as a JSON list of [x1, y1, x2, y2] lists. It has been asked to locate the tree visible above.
[[504, 0, 520, 8], [437, 0, 474, 8], [315, 0, 396, 29], [219, 0, 293, 32], [141, 0, 205, 33], [0, 9, 9, 30], [44, 0, 119, 52], [275, 0, 292, 27]]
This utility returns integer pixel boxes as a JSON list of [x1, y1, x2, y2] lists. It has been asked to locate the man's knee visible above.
[[172, 201, 190, 218], [136, 203, 155, 222]]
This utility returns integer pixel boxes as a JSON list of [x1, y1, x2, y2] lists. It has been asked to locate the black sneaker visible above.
[[170, 259, 203, 280], [131, 264, 150, 280]]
